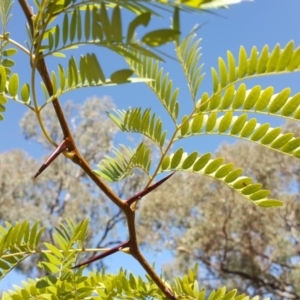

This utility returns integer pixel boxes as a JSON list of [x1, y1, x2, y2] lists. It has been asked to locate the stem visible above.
[[0, 35, 30, 55], [1, 247, 112, 259], [18, 1, 177, 298], [131, 247, 176, 300]]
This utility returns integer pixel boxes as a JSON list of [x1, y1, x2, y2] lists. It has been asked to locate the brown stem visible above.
[[18, 1, 177, 298], [72, 241, 130, 268], [131, 246, 176, 299], [33, 138, 69, 179], [126, 172, 175, 206], [17, 0, 125, 210], [124, 206, 176, 299]]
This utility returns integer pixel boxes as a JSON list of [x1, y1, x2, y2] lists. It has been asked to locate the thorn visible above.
[[72, 241, 130, 269], [33, 139, 69, 179], [126, 172, 175, 206]]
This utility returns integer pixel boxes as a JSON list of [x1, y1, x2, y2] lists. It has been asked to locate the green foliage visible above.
[[177, 33, 204, 101], [0, 0, 18, 120], [108, 108, 167, 148], [98, 34, 300, 209], [127, 54, 180, 122], [0, 221, 44, 280], [1, 224, 269, 300], [1, 0, 299, 299], [94, 143, 152, 182]]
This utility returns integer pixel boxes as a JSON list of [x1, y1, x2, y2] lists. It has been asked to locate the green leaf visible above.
[[58, 64, 66, 91], [172, 6, 180, 46], [206, 112, 217, 132], [271, 133, 294, 149], [112, 5, 122, 43], [20, 83, 30, 103], [204, 158, 224, 174], [29, 221, 39, 247], [218, 57, 227, 87], [255, 87, 274, 111], [0, 66, 6, 92], [142, 29, 180, 47], [100, 2, 112, 42], [127, 12, 151, 43], [171, 148, 184, 169], [182, 151, 198, 169], [110, 69, 133, 84], [54, 25, 60, 48], [193, 153, 211, 172], [232, 177, 253, 189], [196, 92, 209, 112], [243, 86, 261, 110], [221, 85, 235, 109], [180, 115, 190, 136], [211, 68, 219, 93], [255, 199, 283, 207], [219, 111, 232, 133], [240, 118, 257, 138], [191, 114, 204, 133], [282, 92, 300, 116], [224, 168, 243, 183], [250, 123, 269, 141], [266, 43, 280, 72], [260, 127, 281, 144], [70, 8, 77, 43], [281, 137, 300, 153], [0, 104, 6, 113], [215, 163, 234, 178], [1, 58, 15, 67], [8, 73, 19, 97], [0, 95, 6, 104], [36, 275, 58, 289], [269, 88, 291, 113], [230, 114, 247, 135], [241, 183, 262, 195], [257, 45, 269, 74], [276, 40, 294, 71], [39, 261, 60, 273], [209, 93, 221, 110], [3, 48, 17, 56], [44, 242, 63, 259], [232, 84, 246, 109], [223, 289, 237, 300], [227, 51, 236, 82], [161, 156, 170, 170], [247, 46, 258, 75], [288, 46, 300, 71], [84, 5, 91, 40], [48, 32, 54, 51], [238, 46, 247, 78], [95, 143, 152, 182], [249, 190, 270, 200], [62, 13, 69, 45], [0, 259, 10, 270]]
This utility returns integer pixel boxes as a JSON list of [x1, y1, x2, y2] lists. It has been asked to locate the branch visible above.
[[17, 1, 177, 298], [17, 0, 125, 211]]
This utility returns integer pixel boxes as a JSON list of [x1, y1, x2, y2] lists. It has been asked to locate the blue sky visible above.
[[1, 0, 300, 292]]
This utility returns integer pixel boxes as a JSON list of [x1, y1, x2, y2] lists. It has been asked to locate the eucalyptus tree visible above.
[[1, 0, 300, 299]]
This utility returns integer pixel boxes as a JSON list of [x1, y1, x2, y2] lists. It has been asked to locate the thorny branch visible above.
[[17, 0, 176, 298]]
